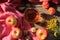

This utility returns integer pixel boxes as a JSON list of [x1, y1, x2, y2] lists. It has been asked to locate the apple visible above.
[[42, 1, 49, 9], [6, 16, 17, 26], [36, 27, 48, 40], [48, 7, 56, 15], [11, 27, 22, 39]]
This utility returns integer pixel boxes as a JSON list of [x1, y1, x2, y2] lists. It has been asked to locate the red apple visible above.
[[11, 27, 22, 39], [36, 27, 48, 40], [5, 16, 17, 26], [48, 7, 56, 15], [42, 1, 49, 9]]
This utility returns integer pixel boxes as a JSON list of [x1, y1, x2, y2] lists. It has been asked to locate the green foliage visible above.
[[46, 17, 59, 37], [46, 17, 58, 30]]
